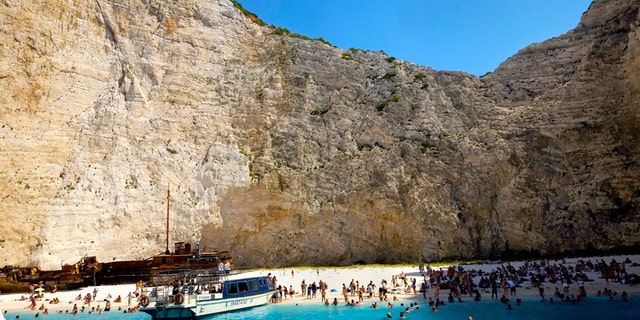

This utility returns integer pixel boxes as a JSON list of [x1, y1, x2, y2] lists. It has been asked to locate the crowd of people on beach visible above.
[[267, 257, 637, 319], [267, 267, 427, 318], [2, 257, 638, 319], [10, 280, 150, 318]]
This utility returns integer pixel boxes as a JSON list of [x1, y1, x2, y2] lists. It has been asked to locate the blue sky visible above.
[[236, 0, 592, 76]]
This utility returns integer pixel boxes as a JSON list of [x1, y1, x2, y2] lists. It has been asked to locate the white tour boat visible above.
[[139, 267, 275, 320]]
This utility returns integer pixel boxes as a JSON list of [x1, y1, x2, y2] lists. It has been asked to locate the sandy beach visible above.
[[264, 254, 640, 305], [1, 254, 639, 317]]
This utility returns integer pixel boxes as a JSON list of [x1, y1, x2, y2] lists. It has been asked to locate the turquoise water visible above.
[[5, 295, 640, 320]]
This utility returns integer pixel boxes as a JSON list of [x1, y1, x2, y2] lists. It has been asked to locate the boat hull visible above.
[[141, 305, 197, 320], [195, 291, 273, 317]]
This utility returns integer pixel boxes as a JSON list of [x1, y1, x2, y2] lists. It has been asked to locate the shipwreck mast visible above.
[[165, 188, 170, 255]]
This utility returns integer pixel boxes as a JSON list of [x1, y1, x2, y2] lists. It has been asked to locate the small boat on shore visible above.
[[139, 266, 275, 320]]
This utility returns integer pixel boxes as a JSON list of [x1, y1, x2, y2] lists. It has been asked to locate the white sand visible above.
[[1, 254, 639, 315], [264, 254, 640, 305], [0, 283, 139, 315]]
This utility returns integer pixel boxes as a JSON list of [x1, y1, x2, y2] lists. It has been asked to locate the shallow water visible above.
[[207, 295, 640, 320], [5, 295, 640, 320]]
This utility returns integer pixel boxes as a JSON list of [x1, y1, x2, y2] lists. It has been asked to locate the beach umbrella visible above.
[[34, 287, 45, 292]]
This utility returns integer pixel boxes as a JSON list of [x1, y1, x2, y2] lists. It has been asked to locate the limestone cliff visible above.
[[0, 0, 638, 269]]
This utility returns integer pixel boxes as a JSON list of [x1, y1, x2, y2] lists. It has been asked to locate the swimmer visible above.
[[621, 291, 629, 301]]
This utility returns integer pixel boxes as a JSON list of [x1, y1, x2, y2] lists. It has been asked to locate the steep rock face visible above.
[[481, 0, 640, 255], [0, 0, 269, 267], [0, 0, 638, 269]]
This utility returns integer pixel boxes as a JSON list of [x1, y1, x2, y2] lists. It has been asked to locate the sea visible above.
[[4, 295, 640, 320]]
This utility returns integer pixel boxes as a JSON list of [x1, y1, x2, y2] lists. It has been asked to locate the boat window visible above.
[[248, 279, 258, 291], [237, 281, 249, 292], [227, 282, 238, 294]]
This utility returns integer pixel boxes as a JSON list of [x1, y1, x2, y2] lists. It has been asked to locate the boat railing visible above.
[[147, 283, 225, 307], [148, 285, 183, 307], [148, 267, 244, 286]]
